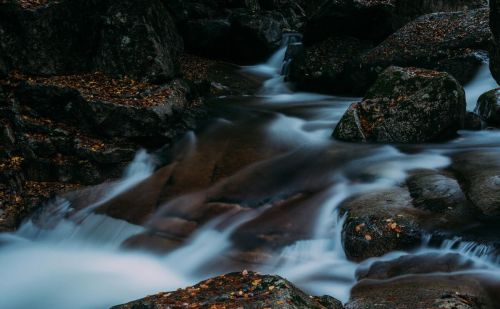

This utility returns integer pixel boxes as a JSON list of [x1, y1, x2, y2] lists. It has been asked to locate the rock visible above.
[[355, 253, 479, 281], [111, 271, 344, 309], [476, 88, 500, 126], [351, 8, 492, 92], [464, 111, 483, 130], [340, 187, 425, 262], [451, 151, 500, 218], [0, 0, 183, 82], [180, 9, 289, 64], [490, 0, 500, 83], [406, 171, 470, 216], [347, 264, 498, 309], [303, 0, 396, 45], [286, 36, 372, 94], [333, 66, 466, 143], [304, 0, 487, 46]]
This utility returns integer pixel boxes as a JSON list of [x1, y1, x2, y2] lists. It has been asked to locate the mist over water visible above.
[[1, 45, 499, 309]]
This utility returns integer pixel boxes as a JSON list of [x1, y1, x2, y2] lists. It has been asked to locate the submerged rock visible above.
[[333, 66, 466, 143], [476, 88, 500, 127], [111, 271, 344, 309], [348, 260, 499, 309], [0, 0, 183, 82]]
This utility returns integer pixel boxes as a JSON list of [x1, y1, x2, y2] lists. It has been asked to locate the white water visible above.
[[1, 44, 500, 309]]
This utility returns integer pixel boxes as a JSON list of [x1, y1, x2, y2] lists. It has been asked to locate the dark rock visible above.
[[333, 66, 466, 143], [304, 0, 397, 45], [0, 0, 183, 82], [490, 0, 500, 83], [451, 151, 500, 218], [464, 111, 483, 130], [111, 271, 344, 309], [351, 8, 492, 92], [355, 253, 479, 281], [286, 36, 372, 94], [340, 187, 425, 262], [180, 10, 289, 64], [94, 0, 183, 83], [476, 88, 500, 126], [348, 251, 499, 308], [406, 171, 470, 216]]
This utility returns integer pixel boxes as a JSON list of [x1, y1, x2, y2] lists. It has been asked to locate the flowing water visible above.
[[1, 43, 500, 308]]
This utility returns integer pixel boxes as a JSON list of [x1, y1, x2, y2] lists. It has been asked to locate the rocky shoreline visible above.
[[2, 0, 500, 308]]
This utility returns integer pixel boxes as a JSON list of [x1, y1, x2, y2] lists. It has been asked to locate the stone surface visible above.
[[333, 66, 466, 143], [111, 271, 344, 309], [476, 88, 500, 126], [0, 0, 183, 82], [490, 0, 500, 83]]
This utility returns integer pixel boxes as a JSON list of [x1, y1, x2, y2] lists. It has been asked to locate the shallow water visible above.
[[1, 48, 499, 309]]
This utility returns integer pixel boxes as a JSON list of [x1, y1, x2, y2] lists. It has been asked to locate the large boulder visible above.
[[286, 36, 372, 94], [0, 0, 183, 82], [350, 8, 492, 92], [179, 9, 290, 64], [304, 0, 487, 46], [111, 271, 344, 309], [490, 0, 500, 83], [333, 66, 466, 143], [476, 88, 500, 126], [289, 8, 491, 94]]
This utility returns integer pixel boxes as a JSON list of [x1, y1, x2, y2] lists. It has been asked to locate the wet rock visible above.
[[347, 270, 498, 309], [406, 171, 470, 216], [490, 0, 500, 83], [356, 253, 479, 281], [333, 66, 466, 143], [180, 9, 289, 64], [350, 8, 492, 92], [0, 0, 183, 82], [476, 88, 500, 127], [286, 36, 372, 94], [111, 271, 344, 309], [451, 151, 500, 218], [340, 187, 425, 262], [464, 111, 483, 131], [348, 252, 499, 309]]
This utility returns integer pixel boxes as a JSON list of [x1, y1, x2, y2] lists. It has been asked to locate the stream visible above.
[[1, 43, 500, 309]]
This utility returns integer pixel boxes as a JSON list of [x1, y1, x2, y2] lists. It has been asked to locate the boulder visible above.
[[304, 0, 397, 45], [180, 9, 289, 64], [490, 0, 500, 83], [340, 187, 425, 262], [304, 0, 487, 46], [0, 0, 183, 82], [333, 66, 466, 143], [347, 259, 499, 309], [451, 151, 500, 218], [351, 8, 492, 92], [111, 271, 344, 309], [476, 88, 500, 126], [286, 36, 372, 94]]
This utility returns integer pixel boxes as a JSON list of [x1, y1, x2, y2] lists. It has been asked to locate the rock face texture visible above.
[[111, 271, 344, 309], [0, 0, 183, 83], [333, 66, 466, 143], [0, 72, 202, 231], [490, 0, 500, 83], [476, 88, 500, 126], [348, 254, 499, 309]]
